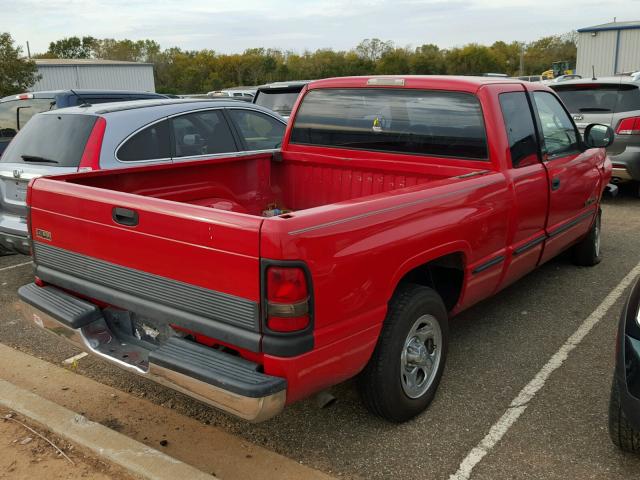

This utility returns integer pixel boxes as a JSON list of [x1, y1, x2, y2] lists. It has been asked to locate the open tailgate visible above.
[[28, 176, 265, 352]]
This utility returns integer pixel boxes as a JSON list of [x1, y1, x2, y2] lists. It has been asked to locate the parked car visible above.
[[19, 76, 612, 423], [207, 90, 255, 102], [609, 276, 640, 452], [550, 77, 640, 194], [0, 99, 286, 255], [550, 74, 582, 83], [253, 81, 311, 120], [0, 90, 168, 157], [517, 75, 543, 83]]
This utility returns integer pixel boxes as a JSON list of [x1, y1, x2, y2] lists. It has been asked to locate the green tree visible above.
[[376, 47, 412, 74], [445, 44, 502, 75], [355, 38, 394, 62], [47, 36, 97, 58], [410, 44, 446, 74], [0, 33, 40, 97]]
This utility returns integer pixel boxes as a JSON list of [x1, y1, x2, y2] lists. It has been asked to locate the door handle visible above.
[[112, 207, 139, 226], [551, 177, 561, 191]]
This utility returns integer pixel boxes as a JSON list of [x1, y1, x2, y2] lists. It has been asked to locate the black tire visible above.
[[608, 380, 640, 452], [572, 210, 602, 266], [357, 283, 449, 423]]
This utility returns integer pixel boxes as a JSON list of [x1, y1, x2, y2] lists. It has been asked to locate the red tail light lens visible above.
[[78, 117, 106, 170], [267, 267, 307, 303], [615, 116, 640, 135], [266, 266, 310, 333]]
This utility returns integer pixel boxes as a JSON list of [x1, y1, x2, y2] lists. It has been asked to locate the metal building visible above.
[[30, 59, 156, 92], [576, 21, 640, 77]]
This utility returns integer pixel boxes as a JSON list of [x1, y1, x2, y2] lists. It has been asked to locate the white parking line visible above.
[[0, 261, 32, 273], [449, 261, 640, 480], [63, 352, 88, 365]]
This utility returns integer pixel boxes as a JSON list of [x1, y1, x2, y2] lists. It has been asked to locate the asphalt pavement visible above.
[[1, 193, 640, 480]]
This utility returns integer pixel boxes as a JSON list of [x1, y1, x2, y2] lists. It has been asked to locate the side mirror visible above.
[[584, 123, 614, 148]]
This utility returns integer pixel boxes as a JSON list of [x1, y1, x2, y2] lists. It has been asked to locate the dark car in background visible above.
[[550, 77, 640, 195], [253, 80, 311, 120], [609, 276, 640, 452], [0, 99, 286, 255], [0, 90, 168, 157]]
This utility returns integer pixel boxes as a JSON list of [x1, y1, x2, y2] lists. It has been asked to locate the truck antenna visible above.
[[592, 65, 596, 81]]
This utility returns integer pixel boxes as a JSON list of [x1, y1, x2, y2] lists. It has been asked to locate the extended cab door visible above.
[[493, 86, 549, 288], [530, 90, 601, 263]]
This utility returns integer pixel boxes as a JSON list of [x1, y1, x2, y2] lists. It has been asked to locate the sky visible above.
[[2, 0, 639, 55]]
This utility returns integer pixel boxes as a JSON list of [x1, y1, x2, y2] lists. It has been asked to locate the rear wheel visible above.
[[609, 380, 640, 452], [572, 210, 602, 266], [357, 284, 449, 422]]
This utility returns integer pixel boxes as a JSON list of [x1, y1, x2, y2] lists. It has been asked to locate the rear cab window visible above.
[[0, 113, 97, 167], [0, 98, 54, 141], [553, 84, 640, 113], [290, 88, 488, 160], [499, 92, 540, 168]]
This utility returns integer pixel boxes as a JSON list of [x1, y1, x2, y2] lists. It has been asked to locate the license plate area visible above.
[[5, 179, 28, 202]]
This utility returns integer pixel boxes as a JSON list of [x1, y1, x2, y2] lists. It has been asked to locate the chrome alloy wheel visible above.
[[400, 314, 442, 399]]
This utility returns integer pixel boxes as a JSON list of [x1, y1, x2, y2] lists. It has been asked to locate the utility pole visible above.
[[26, 41, 31, 59], [519, 44, 524, 76]]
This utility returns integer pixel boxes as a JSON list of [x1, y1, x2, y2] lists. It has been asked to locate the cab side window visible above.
[[532, 92, 578, 158], [171, 110, 237, 158], [498, 92, 540, 168], [118, 120, 171, 161], [228, 110, 285, 151]]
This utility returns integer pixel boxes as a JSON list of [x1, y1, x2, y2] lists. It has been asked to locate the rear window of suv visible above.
[[0, 114, 97, 167], [290, 88, 488, 160], [553, 84, 640, 113], [254, 90, 301, 116]]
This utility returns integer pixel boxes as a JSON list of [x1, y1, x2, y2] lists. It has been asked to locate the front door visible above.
[[530, 90, 601, 264]]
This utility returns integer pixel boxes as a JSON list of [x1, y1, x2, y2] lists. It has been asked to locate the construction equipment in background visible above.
[[541, 61, 575, 80]]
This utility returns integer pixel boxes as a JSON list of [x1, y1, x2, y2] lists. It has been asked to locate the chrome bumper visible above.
[[22, 303, 286, 422], [612, 167, 633, 182]]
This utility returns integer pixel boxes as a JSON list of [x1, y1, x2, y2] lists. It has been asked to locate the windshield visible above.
[[0, 98, 54, 141], [254, 90, 301, 115], [1, 113, 97, 167], [554, 84, 640, 113]]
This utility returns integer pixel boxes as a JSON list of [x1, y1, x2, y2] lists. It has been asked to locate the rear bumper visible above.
[[609, 146, 640, 182], [18, 283, 287, 422], [0, 213, 29, 255]]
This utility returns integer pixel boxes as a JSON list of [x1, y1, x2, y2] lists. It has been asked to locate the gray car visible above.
[[0, 99, 286, 255], [550, 77, 640, 194]]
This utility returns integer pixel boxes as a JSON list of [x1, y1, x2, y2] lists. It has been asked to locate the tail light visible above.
[[265, 266, 310, 333], [78, 117, 106, 170], [615, 116, 640, 135]]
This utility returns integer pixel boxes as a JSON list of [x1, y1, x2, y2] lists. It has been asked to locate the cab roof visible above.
[[307, 75, 530, 93]]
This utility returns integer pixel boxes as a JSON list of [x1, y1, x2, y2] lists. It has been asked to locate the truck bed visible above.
[[63, 151, 482, 216]]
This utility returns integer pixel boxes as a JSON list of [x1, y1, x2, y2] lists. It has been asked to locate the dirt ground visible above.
[[0, 408, 134, 480]]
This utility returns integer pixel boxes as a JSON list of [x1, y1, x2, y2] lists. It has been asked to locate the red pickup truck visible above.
[[19, 76, 613, 423]]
